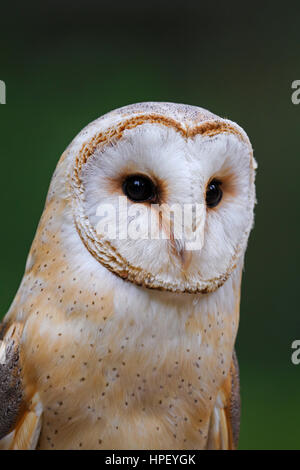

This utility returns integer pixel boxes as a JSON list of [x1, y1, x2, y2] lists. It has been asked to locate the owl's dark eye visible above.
[[206, 179, 223, 208], [122, 174, 157, 202]]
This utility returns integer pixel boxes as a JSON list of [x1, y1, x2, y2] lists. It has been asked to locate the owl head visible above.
[[49, 102, 256, 294]]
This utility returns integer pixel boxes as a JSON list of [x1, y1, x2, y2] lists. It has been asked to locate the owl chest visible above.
[[24, 302, 237, 449]]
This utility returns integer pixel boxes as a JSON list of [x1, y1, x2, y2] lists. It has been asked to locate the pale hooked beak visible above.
[[170, 236, 193, 271], [160, 202, 206, 271]]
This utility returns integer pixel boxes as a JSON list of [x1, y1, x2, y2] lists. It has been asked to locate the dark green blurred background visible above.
[[0, 1, 299, 450]]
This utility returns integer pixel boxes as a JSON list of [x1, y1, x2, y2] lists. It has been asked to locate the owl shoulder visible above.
[[0, 321, 43, 449]]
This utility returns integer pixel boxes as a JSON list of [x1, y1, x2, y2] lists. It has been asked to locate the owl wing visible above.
[[0, 321, 43, 450], [206, 350, 240, 450]]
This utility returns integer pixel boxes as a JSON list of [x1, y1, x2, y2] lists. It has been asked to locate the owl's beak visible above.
[[166, 231, 193, 272], [170, 237, 193, 271], [159, 202, 205, 271]]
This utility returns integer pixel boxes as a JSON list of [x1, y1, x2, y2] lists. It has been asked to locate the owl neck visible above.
[[112, 258, 243, 340]]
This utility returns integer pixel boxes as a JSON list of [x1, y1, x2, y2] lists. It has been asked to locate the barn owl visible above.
[[0, 102, 256, 450]]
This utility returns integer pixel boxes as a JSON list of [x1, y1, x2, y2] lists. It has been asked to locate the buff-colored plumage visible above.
[[0, 102, 256, 449]]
